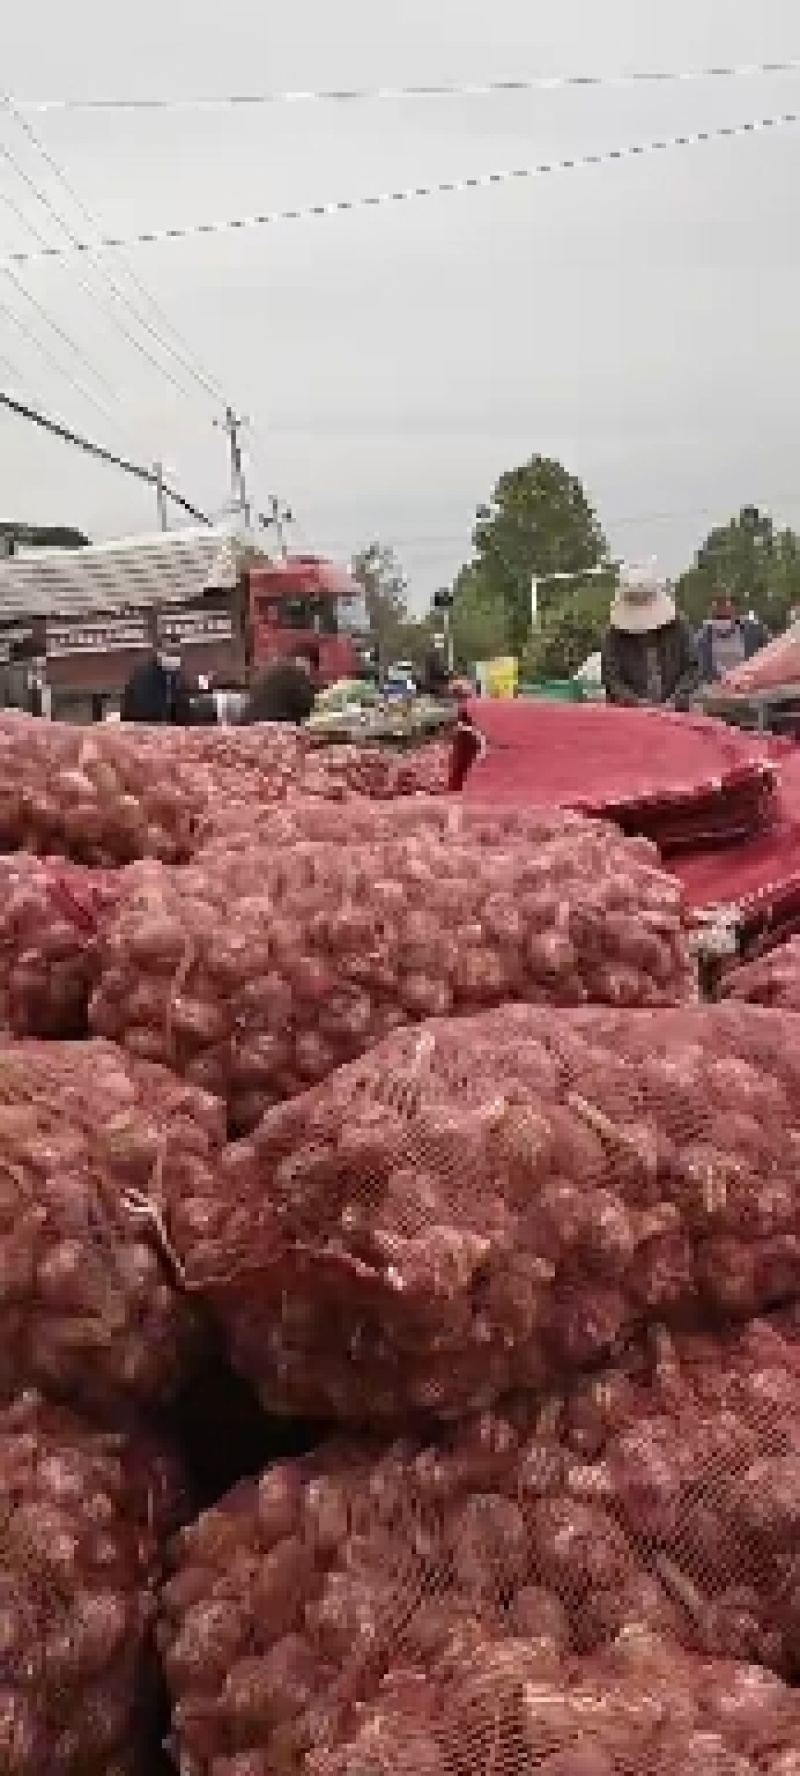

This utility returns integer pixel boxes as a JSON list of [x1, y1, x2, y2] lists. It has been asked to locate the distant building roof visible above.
[[0, 524, 270, 624]]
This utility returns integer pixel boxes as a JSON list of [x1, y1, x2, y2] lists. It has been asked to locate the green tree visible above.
[[351, 541, 409, 671], [676, 506, 800, 631], [449, 563, 510, 669], [524, 580, 613, 681], [472, 455, 611, 652]]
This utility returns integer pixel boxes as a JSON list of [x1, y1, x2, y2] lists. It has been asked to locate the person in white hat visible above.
[[601, 578, 700, 708]]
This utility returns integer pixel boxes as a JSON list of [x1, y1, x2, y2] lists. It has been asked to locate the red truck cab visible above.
[[247, 555, 372, 687]]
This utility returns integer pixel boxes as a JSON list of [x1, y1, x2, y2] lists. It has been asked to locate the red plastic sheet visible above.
[[455, 701, 776, 851], [672, 747, 800, 933]]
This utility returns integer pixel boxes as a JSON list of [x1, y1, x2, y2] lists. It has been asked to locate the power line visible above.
[[317, 493, 800, 560], [3, 110, 795, 268], [0, 388, 211, 523], [11, 56, 800, 114], [0, 293, 124, 427], [4, 264, 123, 409], [0, 175, 172, 454], [0, 346, 28, 387], [0, 176, 130, 421], [3, 98, 228, 409], [0, 129, 226, 410]]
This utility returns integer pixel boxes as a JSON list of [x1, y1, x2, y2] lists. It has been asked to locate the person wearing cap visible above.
[[695, 596, 769, 684], [601, 580, 700, 708]]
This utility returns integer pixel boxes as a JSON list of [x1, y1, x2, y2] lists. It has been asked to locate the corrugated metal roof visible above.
[[0, 524, 272, 624]]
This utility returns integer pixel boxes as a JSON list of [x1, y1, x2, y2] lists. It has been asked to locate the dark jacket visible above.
[[696, 616, 769, 684], [120, 656, 195, 724], [601, 617, 701, 707]]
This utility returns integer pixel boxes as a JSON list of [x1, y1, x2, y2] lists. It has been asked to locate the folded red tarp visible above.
[[672, 744, 800, 949], [455, 699, 777, 852]]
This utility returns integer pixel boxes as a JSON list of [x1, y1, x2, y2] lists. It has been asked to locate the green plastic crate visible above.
[[517, 679, 586, 702]]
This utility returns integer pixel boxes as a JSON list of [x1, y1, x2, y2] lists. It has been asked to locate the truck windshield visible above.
[[337, 589, 369, 634], [258, 594, 338, 634]]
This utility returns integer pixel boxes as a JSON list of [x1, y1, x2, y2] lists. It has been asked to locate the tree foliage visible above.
[[472, 455, 610, 652], [676, 507, 800, 632], [523, 580, 614, 681], [352, 484, 800, 694], [350, 542, 409, 670], [350, 541, 437, 670], [449, 563, 511, 668]]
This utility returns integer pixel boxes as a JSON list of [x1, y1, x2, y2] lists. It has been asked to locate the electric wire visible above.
[[0, 294, 125, 426], [0, 176, 162, 452], [2, 110, 795, 267], [0, 346, 27, 386], [0, 133, 227, 406], [3, 98, 229, 408], [11, 55, 800, 113], [3, 263, 123, 407], [0, 388, 212, 522]]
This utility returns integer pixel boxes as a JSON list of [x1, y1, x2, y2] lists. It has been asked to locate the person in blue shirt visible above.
[[696, 596, 769, 684]]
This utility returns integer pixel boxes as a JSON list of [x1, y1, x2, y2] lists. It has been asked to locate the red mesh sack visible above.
[[0, 855, 119, 1037], [0, 715, 208, 863], [720, 939, 800, 1007], [0, 715, 449, 864], [0, 1037, 223, 1417], [90, 829, 693, 1133], [299, 736, 454, 800], [198, 741, 456, 845], [196, 795, 625, 859], [302, 1649, 800, 1776], [1, 1389, 185, 1776], [159, 1356, 800, 1776], [164, 1001, 800, 1420]]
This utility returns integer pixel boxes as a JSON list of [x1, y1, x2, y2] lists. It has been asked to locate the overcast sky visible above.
[[2, 0, 800, 605]]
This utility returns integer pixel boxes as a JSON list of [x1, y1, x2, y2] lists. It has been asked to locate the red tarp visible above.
[[455, 699, 777, 851], [672, 743, 800, 944]]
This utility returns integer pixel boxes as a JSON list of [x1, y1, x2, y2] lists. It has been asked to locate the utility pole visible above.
[[215, 405, 251, 527], [433, 586, 455, 672], [260, 494, 293, 557], [153, 461, 168, 531]]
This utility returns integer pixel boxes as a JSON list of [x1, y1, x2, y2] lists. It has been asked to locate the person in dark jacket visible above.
[[695, 595, 769, 684], [243, 657, 316, 724], [120, 649, 195, 724], [601, 579, 700, 708]]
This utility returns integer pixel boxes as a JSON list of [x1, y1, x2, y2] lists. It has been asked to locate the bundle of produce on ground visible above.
[[164, 1002, 800, 1420], [196, 795, 631, 858], [0, 716, 208, 864], [720, 937, 800, 1007], [89, 825, 693, 1133], [5, 695, 800, 1775], [0, 1037, 223, 1417], [0, 855, 120, 1036], [1, 1390, 185, 1776], [0, 715, 454, 866], [298, 734, 453, 798], [159, 1320, 800, 1774]]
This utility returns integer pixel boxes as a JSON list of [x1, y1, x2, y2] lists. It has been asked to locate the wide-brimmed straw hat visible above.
[[609, 579, 676, 634]]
